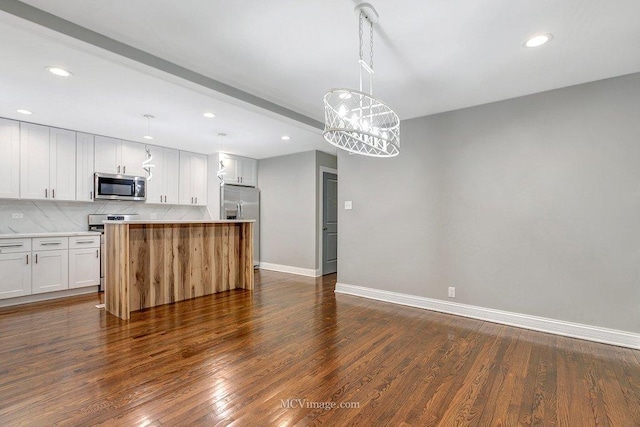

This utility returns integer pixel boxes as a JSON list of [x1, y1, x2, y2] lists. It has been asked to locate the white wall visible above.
[[338, 73, 640, 334]]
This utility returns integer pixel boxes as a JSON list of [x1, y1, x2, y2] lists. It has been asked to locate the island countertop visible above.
[[102, 219, 255, 224]]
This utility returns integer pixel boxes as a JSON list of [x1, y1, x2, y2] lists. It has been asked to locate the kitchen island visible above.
[[104, 220, 254, 320]]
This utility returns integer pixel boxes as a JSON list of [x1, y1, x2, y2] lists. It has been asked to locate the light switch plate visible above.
[[345, 201, 353, 210]]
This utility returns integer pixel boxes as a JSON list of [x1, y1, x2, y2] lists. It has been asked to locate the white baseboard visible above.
[[335, 283, 640, 350], [259, 262, 320, 278], [0, 287, 99, 308]]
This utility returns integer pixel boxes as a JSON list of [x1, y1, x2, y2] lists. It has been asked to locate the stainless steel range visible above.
[[88, 214, 140, 291]]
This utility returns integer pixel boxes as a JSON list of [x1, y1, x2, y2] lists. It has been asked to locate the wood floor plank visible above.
[[1, 270, 639, 426]]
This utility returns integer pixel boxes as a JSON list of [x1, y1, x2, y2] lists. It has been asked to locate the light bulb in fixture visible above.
[[17, 109, 32, 115], [142, 114, 154, 141], [203, 112, 216, 118], [281, 135, 291, 141], [338, 105, 347, 118], [524, 33, 553, 48], [339, 92, 352, 100], [46, 66, 72, 77]]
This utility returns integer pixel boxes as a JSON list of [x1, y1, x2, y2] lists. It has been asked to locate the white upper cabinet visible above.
[[179, 151, 208, 206], [76, 133, 95, 202], [20, 123, 76, 201], [120, 140, 147, 177], [218, 153, 257, 187], [0, 118, 20, 199], [94, 136, 120, 174], [94, 136, 146, 176], [145, 145, 180, 204], [49, 128, 77, 201]]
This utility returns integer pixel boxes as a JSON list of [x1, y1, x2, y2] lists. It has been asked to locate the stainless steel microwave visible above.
[[94, 173, 146, 201]]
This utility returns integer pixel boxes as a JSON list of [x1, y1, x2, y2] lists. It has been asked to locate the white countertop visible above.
[[0, 231, 102, 239], [103, 220, 255, 224]]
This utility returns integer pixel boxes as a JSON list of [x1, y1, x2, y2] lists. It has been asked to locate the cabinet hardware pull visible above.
[[90, 191, 93, 200], [123, 166, 126, 174], [45, 188, 48, 198], [26, 254, 29, 265], [191, 197, 194, 203], [0, 244, 23, 248], [117, 165, 121, 173], [164, 195, 167, 203], [160, 195, 163, 202], [35, 254, 38, 264], [195, 197, 198, 204], [96, 249, 99, 258], [75, 240, 94, 244], [52, 189, 55, 199], [40, 242, 61, 245]]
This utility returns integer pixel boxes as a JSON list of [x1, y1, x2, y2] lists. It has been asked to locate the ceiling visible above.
[[2, 0, 640, 158]]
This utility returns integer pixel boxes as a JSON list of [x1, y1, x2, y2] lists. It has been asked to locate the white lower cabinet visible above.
[[0, 234, 100, 301], [32, 249, 69, 294], [0, 252, 31, 299], [69, 236, 100, 289]]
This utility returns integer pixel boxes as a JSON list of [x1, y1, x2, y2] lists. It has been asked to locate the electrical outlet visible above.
[[150, 213, 157, 220], [448, 287, 456, 298], [345, 201, 353, 210], [12, 213, 23, 219]]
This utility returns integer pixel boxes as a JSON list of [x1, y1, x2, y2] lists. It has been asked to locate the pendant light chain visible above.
[[359, 10, 364, 62], [369, 19, 374, 70]]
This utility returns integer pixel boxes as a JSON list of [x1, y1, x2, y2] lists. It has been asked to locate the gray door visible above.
[[322, 172, 338, 274]]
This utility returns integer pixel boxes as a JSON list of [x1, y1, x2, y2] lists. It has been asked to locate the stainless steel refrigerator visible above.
[[221, 185, 260, 266]]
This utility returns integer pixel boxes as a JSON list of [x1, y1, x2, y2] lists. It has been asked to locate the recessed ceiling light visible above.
[[16, 109, 32, 115], [281, 135, 291, 141], [524, 33, 553, 48], [203, 112, 216, 118], [46, 66, 73, 77], [143, 135, 154, 140], [218, 133, 227, 137]]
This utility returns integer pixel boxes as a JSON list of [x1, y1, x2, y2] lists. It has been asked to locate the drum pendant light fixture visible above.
[[323, 3, 400, 157]]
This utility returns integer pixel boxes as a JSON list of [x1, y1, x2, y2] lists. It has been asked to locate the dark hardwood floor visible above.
[[1, 270, 639, 426]]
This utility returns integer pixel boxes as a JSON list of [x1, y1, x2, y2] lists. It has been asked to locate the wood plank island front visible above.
[[104, 220, 254, 320]]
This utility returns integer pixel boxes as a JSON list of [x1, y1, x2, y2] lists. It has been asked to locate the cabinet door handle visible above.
[[90, 191, 93, 200], [35, 254, 38, 264], [96, 249, 99, 258], [117, 165, 121, 173], [160, 195, 163, 202], [45, 188, 48, 198], [195, 197, 198, 204], [52, 189, 55, 199], [191, 197, 194, 204], [26, 254, 29, 265], [0, 244, 23, 248], [164, 195, 167, 203], [75, 240, 94, 244], [40, 242, 61, 246], [123, 165, 126, 174]]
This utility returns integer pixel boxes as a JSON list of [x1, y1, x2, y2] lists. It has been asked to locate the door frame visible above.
[[318, 166, 338, 276]]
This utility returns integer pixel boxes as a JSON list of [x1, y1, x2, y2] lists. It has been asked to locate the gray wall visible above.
[[258, 150, 337, 272], [338, 72, 640, 333], [0, 199, 208, 234], [259, 151, 317, 269]]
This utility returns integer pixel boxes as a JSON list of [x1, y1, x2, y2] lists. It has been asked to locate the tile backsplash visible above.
[[0, 200, 211, 234]]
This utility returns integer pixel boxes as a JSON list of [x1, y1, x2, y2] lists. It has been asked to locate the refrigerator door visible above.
[[222, 185, 241, 219], [222, 185, 259, 266]]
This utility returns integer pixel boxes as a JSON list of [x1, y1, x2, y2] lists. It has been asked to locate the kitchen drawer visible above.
[[69, 235, 100, 249], [33, 237, 69, 251], [0, 238, 31, 254]]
